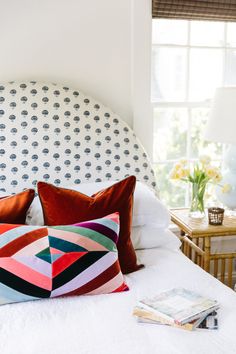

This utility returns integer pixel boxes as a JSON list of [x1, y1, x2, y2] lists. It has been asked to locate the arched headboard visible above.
[[0, 81, 157, 194]]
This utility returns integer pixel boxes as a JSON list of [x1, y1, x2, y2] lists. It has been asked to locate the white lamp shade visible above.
[[205, 87, 236, 145]]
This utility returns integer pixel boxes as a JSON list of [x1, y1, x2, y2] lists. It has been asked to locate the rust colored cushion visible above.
[[0, 189, 35, 224], [37, 176, 143, 274]]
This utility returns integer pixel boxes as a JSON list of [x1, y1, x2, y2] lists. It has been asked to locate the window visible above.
[[152, 19, 236, 207]]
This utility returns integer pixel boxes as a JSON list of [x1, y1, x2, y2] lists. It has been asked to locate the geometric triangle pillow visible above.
[[0, 212, 128, 305]]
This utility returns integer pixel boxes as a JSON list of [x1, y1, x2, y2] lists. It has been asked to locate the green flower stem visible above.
[[190, 182, 207, 214]]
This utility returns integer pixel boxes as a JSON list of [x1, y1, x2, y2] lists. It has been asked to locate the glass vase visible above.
[[189, 182, 206, 219]]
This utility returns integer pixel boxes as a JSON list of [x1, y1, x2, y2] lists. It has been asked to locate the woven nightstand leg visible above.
[[204, 237, 211, 273]]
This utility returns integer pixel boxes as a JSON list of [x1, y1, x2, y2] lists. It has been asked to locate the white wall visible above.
[[0, 0, 152, 154], [131, 0, 153, 156]]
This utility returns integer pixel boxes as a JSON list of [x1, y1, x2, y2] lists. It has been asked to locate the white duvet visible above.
[[1, 248, 236, 354]]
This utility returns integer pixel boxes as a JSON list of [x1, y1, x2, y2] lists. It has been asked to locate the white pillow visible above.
[[133, 182, 170, 227], [131, 226, 181, 250], [26, 196, 44, 225], [26, 180, 170, 228]]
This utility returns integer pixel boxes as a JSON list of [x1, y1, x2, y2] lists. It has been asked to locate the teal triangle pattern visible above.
[[48, 236, 87, 253], [36, 247, 52, 264]]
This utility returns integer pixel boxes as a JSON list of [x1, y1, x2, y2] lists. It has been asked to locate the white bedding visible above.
[[1, 248, 236, 354]]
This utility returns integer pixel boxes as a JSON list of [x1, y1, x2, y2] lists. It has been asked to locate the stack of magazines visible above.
[[133, 288, 219, 331]]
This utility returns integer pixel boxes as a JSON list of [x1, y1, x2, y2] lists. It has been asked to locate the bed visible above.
[[0, 81, 236, 354]]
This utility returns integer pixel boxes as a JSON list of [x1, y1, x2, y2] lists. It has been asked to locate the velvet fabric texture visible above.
[[0, 189, 35, 224], [38, 176, 143, 274], [0, 213, 128, 305]]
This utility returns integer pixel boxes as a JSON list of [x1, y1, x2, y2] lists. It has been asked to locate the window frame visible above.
[[151, 19, 235, 207]]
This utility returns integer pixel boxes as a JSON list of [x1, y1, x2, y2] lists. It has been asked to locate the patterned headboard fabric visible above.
[[0, 81, 157, 194]]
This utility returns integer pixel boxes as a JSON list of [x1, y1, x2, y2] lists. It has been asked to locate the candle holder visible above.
[[208, 207, 225, 226]]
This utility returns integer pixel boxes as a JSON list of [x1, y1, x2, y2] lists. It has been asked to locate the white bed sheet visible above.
[[1, 248, 236, 354]]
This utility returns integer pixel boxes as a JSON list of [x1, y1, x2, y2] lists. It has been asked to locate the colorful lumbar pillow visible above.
[[0, 213, 128, 305], [0, 189, 35, 224], [37, 176, 142, 274]]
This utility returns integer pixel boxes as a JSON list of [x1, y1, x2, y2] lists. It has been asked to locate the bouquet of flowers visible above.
[[170, 155, 230, 217]]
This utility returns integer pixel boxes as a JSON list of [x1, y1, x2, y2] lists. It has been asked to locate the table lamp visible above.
[[205, 87, 236, 210]]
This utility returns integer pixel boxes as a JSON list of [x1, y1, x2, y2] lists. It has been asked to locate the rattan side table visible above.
[[170, 208, 236, 288]]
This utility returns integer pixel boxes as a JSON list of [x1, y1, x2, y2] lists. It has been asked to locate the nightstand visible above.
[[170, 208, 236, 288]]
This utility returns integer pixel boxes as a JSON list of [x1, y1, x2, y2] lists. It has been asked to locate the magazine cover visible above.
[[197, 311, 218, 330], [139, 288, 219, 324]]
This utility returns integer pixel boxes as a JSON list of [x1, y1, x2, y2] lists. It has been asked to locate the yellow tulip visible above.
[[222, 184, 231, 194], [213, 173, 222, 183], [170, 166, 182, 180], [181, 168, 190, 178], [174, 163, 182, 170], [179, 158, 188, 166], [205, 166, 221, 181]]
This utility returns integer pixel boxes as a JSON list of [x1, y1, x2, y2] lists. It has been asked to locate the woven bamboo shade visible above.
[[152, 1, 236, 22]]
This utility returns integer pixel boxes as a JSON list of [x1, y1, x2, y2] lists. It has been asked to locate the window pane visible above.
[[154, 163, 186, 207], [153, 108, 188, 162], [152, 47, 187, 101], [189, 49, 223, 101], [190, 21, 224, 46], [152, 19, 188, 45], [191, 107, 223, 159], [151, 19, 225, 209], [225, 49, 236, 85], [227, 23, 236, 47]]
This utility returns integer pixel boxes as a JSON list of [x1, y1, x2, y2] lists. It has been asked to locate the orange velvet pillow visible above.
[[37, 176, 143, 274], [0, 189, 35, 224]]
